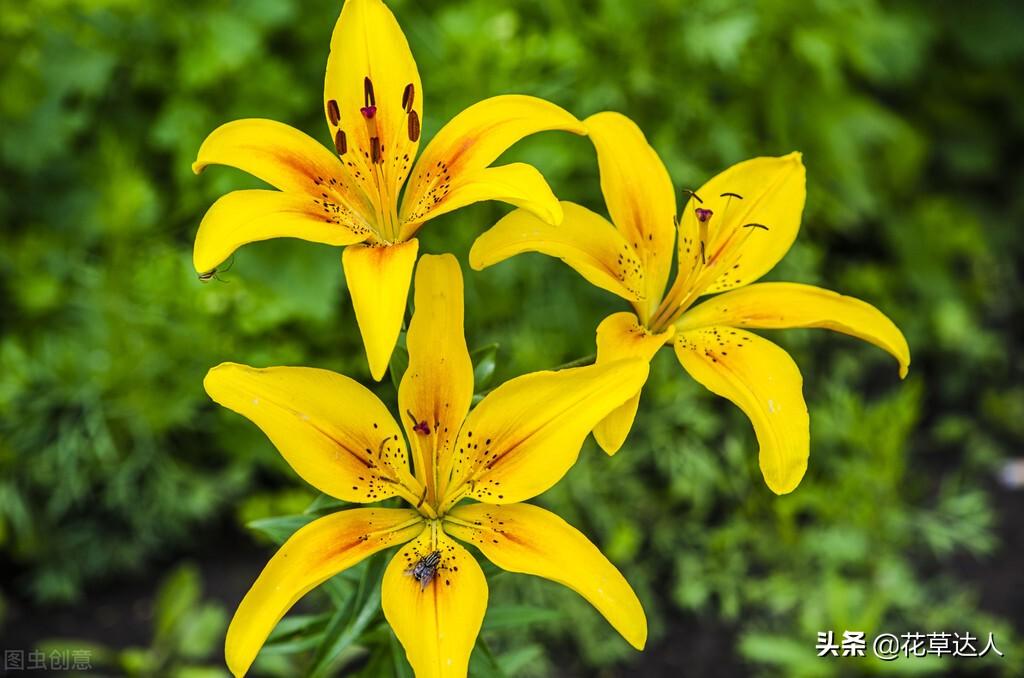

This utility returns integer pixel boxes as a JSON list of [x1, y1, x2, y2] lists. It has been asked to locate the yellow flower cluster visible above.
[[192, 1, 910, 676]]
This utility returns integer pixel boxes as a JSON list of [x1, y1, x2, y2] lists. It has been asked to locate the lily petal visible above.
[[204, 363, 421, 503], [677, 282, 910, 378], [444, 360, 650, 506], [445, 503, 646, 650], [673, 328, 809, 494], [324, 0, 422, 214], [404, 162, 564, 237], [399, 94, 585, 235], [342, 239, 420, 381], [676, 153, 805, 299], [382, 526, 488, 678], [226, 508, 422, 678], [193, 189, 370, 274], [592, 312, 674, 455], [470, 201, 645, 302], [193, 118, 372, 219], [399, 254, 474, 504], [585, 112, 677, 317]]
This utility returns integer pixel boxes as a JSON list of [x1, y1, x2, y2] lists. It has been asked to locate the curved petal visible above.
[[677, 282, 910, 378], [193, 189, 371, 273], [399, 94, 585, 232], [226, 508, 422, 678], [342, 238, 419, 381], [673, 328, 809, 494], [445, 503, 646, 650], [399, 254, 474, 505], [469, 201, 645, 302], [592, 313, 673, 454], [382, 525, 488, 678], [585, 112, 677, 318], [443, 360, 650, 508], [675, 153, 806, 300], [324, 0, 422, 222], [193, 118, 373, 223], [400, 163, 563, 240], [204, 363, 422, 504]]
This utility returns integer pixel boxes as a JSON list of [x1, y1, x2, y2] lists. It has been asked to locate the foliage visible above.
[[1, 0, 1022, 675]]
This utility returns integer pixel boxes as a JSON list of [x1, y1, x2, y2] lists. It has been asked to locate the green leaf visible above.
[[266, 612, 332, 641], [178, 604, 228, 659], [389, 337, 410, 392], [154, 564, 201, 645], [471, 343, 499, 392], [389, 631, 414, 678], [308, 551, 389, 677], [469, 635, 506, 678], [304, 493, 348, 515], [482, 604, 563, 630], [247, 514, 316, 545]]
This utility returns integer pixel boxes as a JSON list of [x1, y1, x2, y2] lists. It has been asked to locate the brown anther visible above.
[[407, 110, 420, 142], [402, 83, 415, 113], [327, 99, 341, 126], [370, 137, 381, 164], [334, 129, 348, 155], [682, 188, 704, 204], [363, 76, 376, 108]]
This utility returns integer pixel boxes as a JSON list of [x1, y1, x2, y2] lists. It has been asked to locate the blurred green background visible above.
[[2, 0, 1023, 675]]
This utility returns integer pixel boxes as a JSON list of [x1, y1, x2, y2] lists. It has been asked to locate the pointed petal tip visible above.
[[898, 349, 911, 380], [203, 362, 245, 396], [592, 416, 628, 455], [765, 472, 803, 496], [628, 624, 648, 651], [466, 243, 487, 271], [191, 160, 204, 175]]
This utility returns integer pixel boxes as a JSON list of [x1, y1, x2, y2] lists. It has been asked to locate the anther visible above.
[[720, 192, 744, 199], [334, 129, 348, 155], [327, 99, 341, 126], [407, 110, 420, 142], [363, 76, 376, 108], [402, 83, 415, 113], [370, 137, 381, 164], [742, 223, 769, 230], [682, 189, 704, 204]]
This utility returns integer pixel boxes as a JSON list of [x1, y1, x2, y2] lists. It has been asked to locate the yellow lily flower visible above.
[[470, 112, 911, 495], [205, 254, 649, 678], [192, 0, 584, 381]]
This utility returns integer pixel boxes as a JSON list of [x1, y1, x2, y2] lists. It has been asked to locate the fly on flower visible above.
[[470, 112, 911, 495], [205, 255, 649, 678], [407, 549, 442, 590], [192, 0, 585, 381]]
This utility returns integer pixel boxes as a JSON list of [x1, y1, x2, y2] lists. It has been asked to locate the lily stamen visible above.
[[401, 83, 415, 113], [326, 98, 341, 127]]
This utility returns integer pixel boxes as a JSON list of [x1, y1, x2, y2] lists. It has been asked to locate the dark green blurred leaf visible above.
[[247, 515, 316, 545]]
